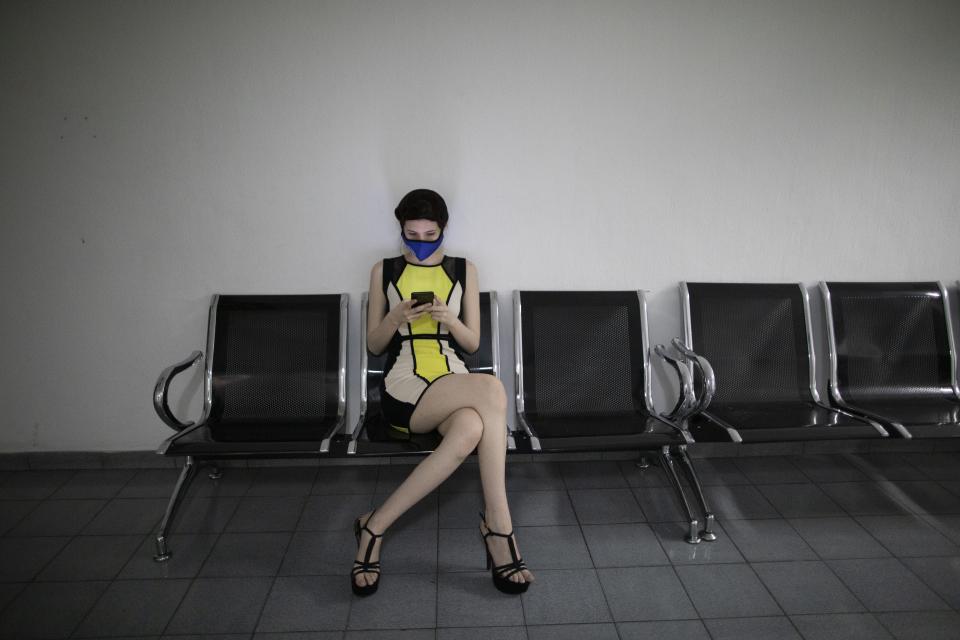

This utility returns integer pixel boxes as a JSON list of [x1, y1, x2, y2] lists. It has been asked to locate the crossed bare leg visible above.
[[352, 373, 534, 590]]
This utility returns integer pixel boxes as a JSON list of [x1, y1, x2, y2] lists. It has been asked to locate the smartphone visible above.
[[411, 291, 434, 307]]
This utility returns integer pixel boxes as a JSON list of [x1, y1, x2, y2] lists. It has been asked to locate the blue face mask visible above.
[[402, 231, 444, 261]]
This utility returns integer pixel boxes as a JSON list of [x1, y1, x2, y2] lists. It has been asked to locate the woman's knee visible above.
[[477, 375, 507, 412], [446, 408, 484, 458]]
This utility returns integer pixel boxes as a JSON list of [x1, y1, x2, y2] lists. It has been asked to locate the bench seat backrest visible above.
[[683, 283, 818, 406], [821, 281, 960, 404], [206, 294, 347, 441], [515, 290, 654, 419]]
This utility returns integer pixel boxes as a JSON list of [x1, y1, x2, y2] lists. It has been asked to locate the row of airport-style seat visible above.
[[150, 281, 960, 559]]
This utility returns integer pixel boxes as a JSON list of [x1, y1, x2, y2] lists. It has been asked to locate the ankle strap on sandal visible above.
[[478, 510, 514, 537], [360, 509, 384, 537], [360, 524, 383, 538]]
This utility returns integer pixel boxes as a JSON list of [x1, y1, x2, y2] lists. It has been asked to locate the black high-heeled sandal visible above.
[[478, 510, 530, 594], [351, 509, 384, 596]]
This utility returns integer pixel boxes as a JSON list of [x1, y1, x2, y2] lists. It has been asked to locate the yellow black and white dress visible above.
[[380, 255, 471, 438]]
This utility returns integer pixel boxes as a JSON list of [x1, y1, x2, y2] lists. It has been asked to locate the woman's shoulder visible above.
[[371, 256, 404, 272], [448, 256, 476, 273], [443, 256, 476, 286]]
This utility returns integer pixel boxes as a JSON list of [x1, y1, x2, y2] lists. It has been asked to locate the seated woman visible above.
[[351, 188, 535, 596]]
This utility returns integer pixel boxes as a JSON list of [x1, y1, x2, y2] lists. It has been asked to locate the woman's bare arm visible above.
[[367, 261, 428, 355], [436, 260, 480, 354], [366, 262, 390, 355]]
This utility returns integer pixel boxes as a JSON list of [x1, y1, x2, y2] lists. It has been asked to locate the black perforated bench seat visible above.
[[681, 282, 887, 443], [152, 293, 349, 560], [821, 281, 960, 439], [513, 290, 715, 544]]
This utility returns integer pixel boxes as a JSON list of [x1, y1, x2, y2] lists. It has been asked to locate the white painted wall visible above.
[[1, 0, 958, 451]]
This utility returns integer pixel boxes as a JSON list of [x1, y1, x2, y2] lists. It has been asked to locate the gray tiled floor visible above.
[[1, 452, 960, 639]]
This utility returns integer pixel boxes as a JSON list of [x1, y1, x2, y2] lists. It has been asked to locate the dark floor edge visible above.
[[2, 438, 960, 470]]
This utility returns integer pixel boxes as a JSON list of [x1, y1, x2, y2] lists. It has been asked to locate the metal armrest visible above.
[[156, 420, 206, 454], [153, 350, 203, 431], [653, 343, 696, 422], [670, 338, 716, 413]]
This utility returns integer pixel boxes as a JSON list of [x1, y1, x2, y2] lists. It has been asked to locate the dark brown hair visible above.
[[394, 189, 448, 230]]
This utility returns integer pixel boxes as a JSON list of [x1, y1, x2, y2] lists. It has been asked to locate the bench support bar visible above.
[[657, 445, 717, 544], [154, 456, 199, 562]]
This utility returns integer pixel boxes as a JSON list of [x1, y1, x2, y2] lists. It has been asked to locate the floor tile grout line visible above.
[[902, 452, 951, 483], [886, 555, 953, 612], [850, 511, 954, 559], [784, 472, 951, 617], [871, 476, 949, 519], [845, 451, 930, 486], [734, 455, 811, 488], [157, 470, 245, 638], [116, 466, 172, 500], [772, 515, 876, 621], [0, 581, 29, 624], [7, 496, 112, 540], [699, 614, 799, 640], [592, 460, 688, 638], [874, 610, 923, 640], [918, 511, 960, 543], [704, 510, 869, 638], [789, 453, 861, 485], [26, 520, 93, 588], [936, 479, 960, 499], [780, 512, 858, 565], [0, 469, 84, 535], [893, 554, 960, 614], [664, 562, 714, 629], [562, 461, 625, 629], [65, 575, 114, 639], [243, 465, 321, 499], [0, 497, 44, 537], [248, 522, 300, 637], [752, 483, 837, 522], [742, 562, 792, 620]]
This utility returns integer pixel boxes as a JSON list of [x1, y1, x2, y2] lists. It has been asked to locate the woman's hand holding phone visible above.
[[429, 297, 456, 327], [387, 298, 432, 326]]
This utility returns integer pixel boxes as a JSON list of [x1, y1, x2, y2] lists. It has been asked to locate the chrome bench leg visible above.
[[659, 446, 701, 544], [676, 446, 717, 541], [154, 456, 198, 562]]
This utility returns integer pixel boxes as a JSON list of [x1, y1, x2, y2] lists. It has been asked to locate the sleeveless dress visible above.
[[379, 255, 471, 438]]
